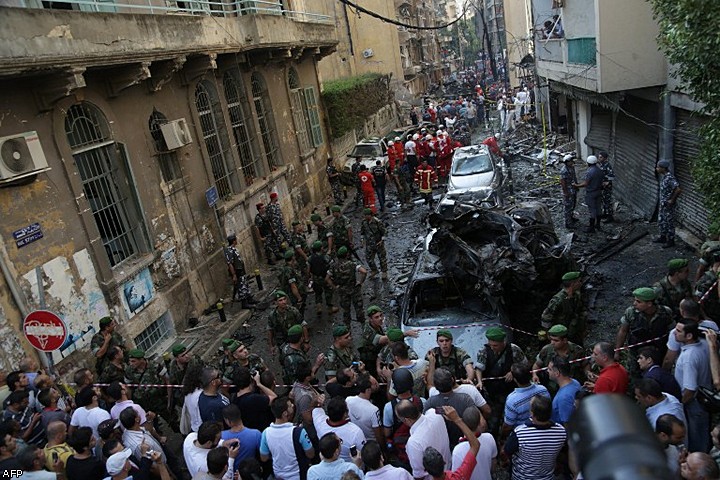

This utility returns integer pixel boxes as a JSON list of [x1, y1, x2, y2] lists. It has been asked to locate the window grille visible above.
[[134, 311, 173, 353], [251, 72, 281, 169], [148, 110, 182, 183], [223, 71, 260, 186]]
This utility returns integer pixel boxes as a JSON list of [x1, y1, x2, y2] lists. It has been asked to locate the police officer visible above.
[[614, 287, 674, 362], [371, 160, 388, 212], [267, 192, 291, 245], [267, 290, 307, 359], [326, 157, 344, 206], [278, 250, 307, 316], [308, 241, 338, 316], [654, 159, 682, 247], [541, 271, 588, 346], [425, 329, 475, 384], [254, 202, 280, 265], [360, 208, 388, 280], [559, 154, 578, 229], [226, 234, 257, 309], [90, 316, 127, 375], [653, 258, 693, 321], [598, 151, 615, 222], [572, 155, 604, 233], [325, 325, 360, 381], [326, 246, 367, 325]]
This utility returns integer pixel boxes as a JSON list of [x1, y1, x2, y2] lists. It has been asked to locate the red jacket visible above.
[[358, 170, 375, 192], [388, 143, 404, 172], [482, 136, 502, 156], [414, 164, 438, 192]]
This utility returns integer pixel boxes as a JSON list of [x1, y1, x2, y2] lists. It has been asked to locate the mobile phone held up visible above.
[[349, 445, 358, 457]]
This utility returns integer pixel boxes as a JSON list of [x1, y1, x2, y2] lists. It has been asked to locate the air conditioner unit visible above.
[[362, 48, 374, 59], [0, 131, 50, 183], [160, 118, 192, 150]]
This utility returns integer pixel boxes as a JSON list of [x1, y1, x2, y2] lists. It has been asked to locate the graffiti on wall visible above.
[[120, 267, 154, 318]]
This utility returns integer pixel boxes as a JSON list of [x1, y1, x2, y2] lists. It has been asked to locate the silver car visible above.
[[438, 144, 505, 214]]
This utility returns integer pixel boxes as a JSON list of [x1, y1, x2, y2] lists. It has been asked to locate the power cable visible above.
[[337, 0, 468, 30]]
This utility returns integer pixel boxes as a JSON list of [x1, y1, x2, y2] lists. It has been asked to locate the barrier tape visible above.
[[699, 279, 718, 305]]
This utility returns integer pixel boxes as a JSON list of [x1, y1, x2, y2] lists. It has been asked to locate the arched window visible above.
[[223, 71, 260, 186], [65, 102, 147, 267], [148, 109, 182, 183], [195, 80, 237, 198], [251, 72, 280, 170]]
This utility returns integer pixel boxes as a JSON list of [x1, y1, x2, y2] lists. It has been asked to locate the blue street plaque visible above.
[[13, 223, 43, 248], [205, 186, 219, 207]]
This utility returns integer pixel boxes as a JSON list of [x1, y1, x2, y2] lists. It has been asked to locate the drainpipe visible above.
[[659, 92, 674, 173], [0, 237, 52, 373]]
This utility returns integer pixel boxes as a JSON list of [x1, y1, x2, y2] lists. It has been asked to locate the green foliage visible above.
[[650, 0, 720, 234], [321, 73, 393, 139]]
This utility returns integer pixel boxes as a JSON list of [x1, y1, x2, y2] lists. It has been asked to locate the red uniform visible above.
[[416, 139, 430, 161], [482, 136, 502, 157], [388, 143, 404, 173], [436, 138, 454, 178], [414, 164, 438, 193], [358, 170, 377, 213]]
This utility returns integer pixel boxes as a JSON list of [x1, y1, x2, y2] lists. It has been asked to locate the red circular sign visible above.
[[23, 310, 67, 352]]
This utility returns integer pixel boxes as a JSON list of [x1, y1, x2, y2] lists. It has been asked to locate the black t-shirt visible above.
[[0, 457, 21, 474], [233, 392, 273, 432], [66, 455, 106, 480]]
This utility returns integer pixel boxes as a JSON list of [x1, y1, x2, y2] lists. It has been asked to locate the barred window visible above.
[[251, 72, 281, 169], [195, 80, 238, 198], [134, 311, 174, 354], [148, 110, 182, 183], [288, 67, 312, 154], [223, 71, 261, 186], [65, 102, 147, 267]]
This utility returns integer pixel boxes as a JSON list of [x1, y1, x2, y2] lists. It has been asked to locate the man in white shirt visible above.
[[260, 397, 315, 480], [312, 397, 366, 462], [635, 378, 687, 429], [107, 381, 147, 424], [362, 440, 413, 479], [119, 405, 166, 464], [183, 420, 237, 479], [69, 386, 110, 441], [395, 399, 450, 479], [346, 374, 383, 444], [451, 407, 496, 480]]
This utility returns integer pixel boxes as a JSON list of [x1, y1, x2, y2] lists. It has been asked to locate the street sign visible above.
[[12, 222, 43, 248], [205, 185, 219, 207], [23, 310, 67, 352]]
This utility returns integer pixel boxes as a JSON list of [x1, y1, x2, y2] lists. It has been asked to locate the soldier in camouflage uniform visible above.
[[218, 338, 237, 377], [541, 271, 588, 346], [654, 160, 682, 248], [359, 306, 418, 378], [351, 157, 363, 207], [531, 324, 588, 394], [225, 234, 256, 308], [222, 341, 267, 384], [308, 241, 338, 316], [425, 329, 475, 383], [99, 346, 127, 385], [326, 246, 367, 325], [598, 151, 615, 222], [328, 205, 354, 255], [267, 192, 291, 245], [653, 258, 693, 321], [291, 221, 310, 279], [361, 209, 388, 279], [695, 253, 720, 322], [267, 290, 307, 360], [695, 233, 720, 282], [254, 202, 281, 265], [278, 250, 307, 316], [615, 287, 674, 370], [377, 328, 419, 374], [91, 316, 127, 375], [167, 343, 203, 410], [311, 214, 331, 249], [326, 157, 344, 206], [283, 325, 326, 386], [124, 349, 168, 418], [559, 155, 578, 228], [325, 325, 360, 380]]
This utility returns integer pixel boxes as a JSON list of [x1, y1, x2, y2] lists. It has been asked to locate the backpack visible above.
[[390, 395, 423, 464]]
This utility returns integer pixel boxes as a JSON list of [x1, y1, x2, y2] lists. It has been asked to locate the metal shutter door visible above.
[[673, 109, 709, 237]]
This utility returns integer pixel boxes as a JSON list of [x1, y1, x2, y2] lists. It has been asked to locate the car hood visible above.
[[343, 157, 384, 172], [448, 171, 496, 190], [403, 316, 502, 362]]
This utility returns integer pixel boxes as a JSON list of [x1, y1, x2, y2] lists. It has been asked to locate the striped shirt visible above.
[[504, 421, 567, 480], [503, 384, 550, 427]]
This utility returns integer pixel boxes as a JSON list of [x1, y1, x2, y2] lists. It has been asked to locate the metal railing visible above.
[[17, 0, 333, 23]]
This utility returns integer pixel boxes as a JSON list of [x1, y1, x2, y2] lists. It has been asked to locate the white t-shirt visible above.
[[110, 399, 147, 426], [70, 405, 110, 441], [451, 433, 497, 480], [183, 432, 233, 480], [429, 385, 487, 409], [346, 395, 381, 441], [406, 410, 450, 479], [312, 408, 366, 462]]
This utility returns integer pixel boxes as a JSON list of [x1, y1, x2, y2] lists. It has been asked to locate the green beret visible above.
[[275, 290, 288, 299], [367, 305, 383, 316], [171, 344, 187, 357], [485, 327, 507, 341], [633, 287, 657, 302], [331, 205, 342, 213], [337, 246, 349, 257], [226, 340, 240, 352], [312, 241, 323, 250], [437, 329, 453, 340], [288, 324, 303, 337], [668, 258, 689, 271], [562, 271, 581, 281], [99, 316, 113, 327], [221, 338, 234, 349], [387, 328, 404, 342], [333, 325, 349, 337], [128, 349, 145, 359], [284, 250, 295, 260], [291, 220, 301, 226], [363, 208, 373, 216], [311, 214, 322, 222], [547, 324, 568, 337]]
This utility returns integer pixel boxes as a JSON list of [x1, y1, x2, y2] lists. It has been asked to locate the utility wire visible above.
[[337, 0, 468, 30]]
